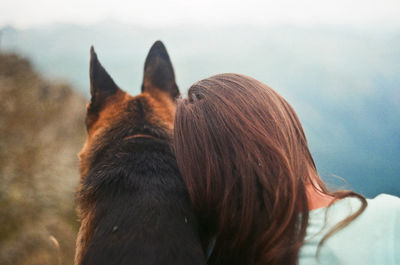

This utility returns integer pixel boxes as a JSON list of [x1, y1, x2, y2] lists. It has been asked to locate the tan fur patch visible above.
[[142, 89, 176, 130], [74, 207, 96, 265]]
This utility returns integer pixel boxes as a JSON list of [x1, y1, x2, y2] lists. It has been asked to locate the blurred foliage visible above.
[[0, 53, 86, 265]]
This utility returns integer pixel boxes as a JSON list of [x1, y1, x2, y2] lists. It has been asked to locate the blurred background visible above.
[[1, 0, 399, 264]]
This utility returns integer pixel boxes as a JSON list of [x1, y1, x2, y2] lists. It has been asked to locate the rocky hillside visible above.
[[0, 53, 86, 265]]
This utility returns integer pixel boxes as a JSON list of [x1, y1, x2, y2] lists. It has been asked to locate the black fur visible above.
[[78, 105, 206, 265], [89, 46, 119, 111]]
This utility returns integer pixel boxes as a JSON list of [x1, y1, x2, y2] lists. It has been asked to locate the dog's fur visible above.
[[75, 41, 206, 265]]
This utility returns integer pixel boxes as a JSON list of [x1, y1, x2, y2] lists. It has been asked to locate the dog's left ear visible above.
[[89, 46, 119, 111], [142, 41, 180, 99]]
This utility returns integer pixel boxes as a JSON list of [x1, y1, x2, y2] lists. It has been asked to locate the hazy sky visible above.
[[2, 0, 400, 28]]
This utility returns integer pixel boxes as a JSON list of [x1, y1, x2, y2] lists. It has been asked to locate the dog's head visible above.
[[78, 41, 180, 178]]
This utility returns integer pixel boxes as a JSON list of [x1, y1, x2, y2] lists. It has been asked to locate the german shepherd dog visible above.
[[75, 41, 206, 265]]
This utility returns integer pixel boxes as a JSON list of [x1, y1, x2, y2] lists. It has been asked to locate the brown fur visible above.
[[78, 90, 175, 178]]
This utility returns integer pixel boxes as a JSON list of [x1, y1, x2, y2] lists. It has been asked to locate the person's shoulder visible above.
[[331, 194, 399, 264], [359, 193, 400, 235], [300, 194, 400, 265], [369, 193, 400, 203], [367, 194, 400, 265], [366, 194, 400, 215]]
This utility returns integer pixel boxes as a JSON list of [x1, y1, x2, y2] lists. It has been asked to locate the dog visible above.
[[75, 41, 206, 265]]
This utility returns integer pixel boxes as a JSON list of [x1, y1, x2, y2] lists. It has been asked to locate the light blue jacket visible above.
[[299, 194, 400, 265]]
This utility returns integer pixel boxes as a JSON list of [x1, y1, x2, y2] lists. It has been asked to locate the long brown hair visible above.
[[173, 73, 367, 265]]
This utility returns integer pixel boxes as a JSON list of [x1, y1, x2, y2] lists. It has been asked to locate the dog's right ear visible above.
[[89, 46, 119, 112], [142, 41, 179, 99]]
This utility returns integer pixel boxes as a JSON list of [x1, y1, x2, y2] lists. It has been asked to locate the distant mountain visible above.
[[1, 22, 399, 197]]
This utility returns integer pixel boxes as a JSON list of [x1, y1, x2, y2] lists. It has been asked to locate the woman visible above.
[[173, 73, 399, 265]]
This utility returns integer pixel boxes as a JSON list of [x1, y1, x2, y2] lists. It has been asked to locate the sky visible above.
[[2, 0, 400, 29]]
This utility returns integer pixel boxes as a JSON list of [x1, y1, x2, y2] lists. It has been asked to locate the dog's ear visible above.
[[89, 46, 119, 111], [142, 41, 180, 99]]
